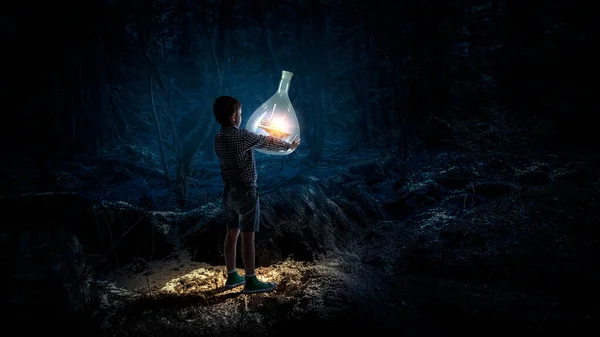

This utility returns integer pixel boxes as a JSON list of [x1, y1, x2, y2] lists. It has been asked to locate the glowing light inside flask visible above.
[[272, 117, 287, 131], [245, 70, 299, 155], [257, 115, 291, 139]]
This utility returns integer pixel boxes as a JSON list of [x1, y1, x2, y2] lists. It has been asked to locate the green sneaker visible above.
[[242, 275, 277, 294], [225, 270, 245, 289]]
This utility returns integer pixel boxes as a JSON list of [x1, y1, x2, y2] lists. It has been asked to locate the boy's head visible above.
[[213, 96, 242, 127]]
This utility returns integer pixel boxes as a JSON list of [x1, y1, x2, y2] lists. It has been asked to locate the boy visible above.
[[213, 95, 301, 293]]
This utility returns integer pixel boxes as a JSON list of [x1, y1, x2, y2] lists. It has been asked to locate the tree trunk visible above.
[[253, 0, 281, 72], [201, 0, 234, 162], [306, 0, 326, 164], [346, 77, 371, 150], [151, 76, 171, 189], [392, 58, 409, 162], [176, 0, 234, 205]]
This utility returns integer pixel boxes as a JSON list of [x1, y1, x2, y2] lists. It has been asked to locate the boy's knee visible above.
[[241, 232, 255, 242], [226, 228, 240, 240]]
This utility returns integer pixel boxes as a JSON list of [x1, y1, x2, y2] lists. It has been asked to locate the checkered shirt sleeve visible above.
[[215, 127, 290, 183]]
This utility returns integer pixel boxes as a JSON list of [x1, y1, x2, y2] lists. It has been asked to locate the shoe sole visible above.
[[225, 281, 245, 289], [242, 282, 277, 294]]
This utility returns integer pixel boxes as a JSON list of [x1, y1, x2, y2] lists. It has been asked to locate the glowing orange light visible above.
[[258, 116, 291, 140]]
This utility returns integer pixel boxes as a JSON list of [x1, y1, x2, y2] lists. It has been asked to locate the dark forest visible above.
[[1, 0, 598, 335]]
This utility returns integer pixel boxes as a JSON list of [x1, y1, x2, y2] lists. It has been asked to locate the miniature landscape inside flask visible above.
[[245, 70, 300, 155]]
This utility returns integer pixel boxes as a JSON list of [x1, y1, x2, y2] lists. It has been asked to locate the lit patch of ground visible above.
[[96, 251, 381, 336]]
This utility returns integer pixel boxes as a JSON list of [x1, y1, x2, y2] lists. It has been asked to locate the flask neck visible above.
[[276, 78, 290, 94]]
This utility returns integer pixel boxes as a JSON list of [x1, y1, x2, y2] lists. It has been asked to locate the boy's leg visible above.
[[239, 187, 276, 294], [241, 231, 275, 294], [223, 184, 239, 272], [224, 228, 240, 272], [240, 194, 260, 276], [223, 184, 245, 288], [240, 232, 255, 275], [224, 227, 245, 288]]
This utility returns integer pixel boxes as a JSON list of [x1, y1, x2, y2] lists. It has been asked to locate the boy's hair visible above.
[[213, 96, 241, 126]]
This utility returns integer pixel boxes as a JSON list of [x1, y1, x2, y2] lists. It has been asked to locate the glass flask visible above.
[[244, 70, 300, 155]]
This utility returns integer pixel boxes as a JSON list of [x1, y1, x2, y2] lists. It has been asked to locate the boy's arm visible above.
[[242, 129, 290, 152]]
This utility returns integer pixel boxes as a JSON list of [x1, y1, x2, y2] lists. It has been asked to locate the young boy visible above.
[[213, 95, 300, 293]]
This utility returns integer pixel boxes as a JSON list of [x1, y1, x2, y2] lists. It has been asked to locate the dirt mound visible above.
[[92, 201, 174, 270], [0, 193, 175, 272], [97, 256, 388, 337], [180, 184, 360, 267]]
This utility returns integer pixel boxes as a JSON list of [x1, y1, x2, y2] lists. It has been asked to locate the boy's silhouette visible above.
[[213, 96, 300, 293]]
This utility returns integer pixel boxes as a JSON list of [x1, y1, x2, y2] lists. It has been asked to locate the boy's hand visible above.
[[289, 135, 301, 150]]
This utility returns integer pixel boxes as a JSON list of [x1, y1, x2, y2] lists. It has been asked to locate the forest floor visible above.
[[2, 116, 599, 336]]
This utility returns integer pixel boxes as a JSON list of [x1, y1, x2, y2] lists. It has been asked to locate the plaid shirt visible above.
[[215, 126, 290, 183]]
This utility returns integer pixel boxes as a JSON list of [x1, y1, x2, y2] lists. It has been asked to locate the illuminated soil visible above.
[[3, 121, 599, 336]]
